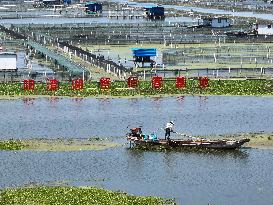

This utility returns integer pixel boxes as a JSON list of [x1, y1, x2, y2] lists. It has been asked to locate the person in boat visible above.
[[144, 134, 149, 141], [130, 127, 142, 139], [165, 121, 174, 140], [149, 133, 158, 142]]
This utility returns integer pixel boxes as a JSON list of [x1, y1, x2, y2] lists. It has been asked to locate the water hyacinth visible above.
[[0, 186, 176, 205], [0, 140, 25, 150], [0, 139, 119, 152], [0, 79, 273, 97]]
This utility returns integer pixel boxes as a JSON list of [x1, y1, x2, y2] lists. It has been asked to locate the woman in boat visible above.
[[165, 121, 174, 140]]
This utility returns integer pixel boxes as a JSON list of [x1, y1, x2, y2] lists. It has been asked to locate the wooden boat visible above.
[[126, 128, 250, 150]]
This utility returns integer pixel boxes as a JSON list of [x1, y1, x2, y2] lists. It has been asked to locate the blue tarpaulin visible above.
[[145, 6, 164, 17], [132, 48, 157, 57]]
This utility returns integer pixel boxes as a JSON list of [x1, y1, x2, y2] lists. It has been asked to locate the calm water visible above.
[[1, 96, 273, 139], [164, 4, 273, 21], [0, 15, 196, 25], [16, 51, 53, 74], [112, 0, 273, 21], [1, 96, 273, 205], [0, 147, 272, 205]]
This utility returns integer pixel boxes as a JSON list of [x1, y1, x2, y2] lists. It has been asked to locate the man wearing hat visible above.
[[165, 121, 174, 140]]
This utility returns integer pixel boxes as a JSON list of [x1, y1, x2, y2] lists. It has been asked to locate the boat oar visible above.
[[160, 128, 193, 140]]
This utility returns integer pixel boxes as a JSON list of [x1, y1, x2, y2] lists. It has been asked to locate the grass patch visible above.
[[0, 186, 176, 205], [0, 139, 119, 152]]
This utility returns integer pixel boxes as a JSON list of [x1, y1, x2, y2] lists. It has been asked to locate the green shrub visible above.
[[0, 186, 176, 205]]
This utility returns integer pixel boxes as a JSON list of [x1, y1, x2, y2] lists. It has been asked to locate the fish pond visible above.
[[0, 96, 273, 205]]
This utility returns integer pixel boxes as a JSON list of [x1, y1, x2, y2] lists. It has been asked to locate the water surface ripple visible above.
[[0, 96, 273, 205], [0, 96, 273, 139], [0, 148, 272, 205]]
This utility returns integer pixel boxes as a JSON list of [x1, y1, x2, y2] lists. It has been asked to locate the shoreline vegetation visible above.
[[0, 138, 119, 152], [1, 79, 273, 98], [0, 186, 176, 205], [1, 133, 273, 151]]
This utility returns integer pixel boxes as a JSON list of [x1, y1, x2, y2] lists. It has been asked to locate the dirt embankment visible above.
[[214, 132, 273, 149]]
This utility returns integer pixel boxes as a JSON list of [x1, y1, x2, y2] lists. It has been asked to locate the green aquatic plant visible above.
[[1, 79, 273, 97], [0, 140, 25, 150], [89, 137, 102, 141], [0, 139, 119, 152], [0, 186, 176, 205]]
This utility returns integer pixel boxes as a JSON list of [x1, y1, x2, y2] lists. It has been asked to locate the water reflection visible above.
[[128, 148, 249, 160], [152, 96, 162, 105], [128, 97, 139, 105], [72, 97, 84, 104], [125, 149, 146, 174], [198, 96, 208, 105], [98, 97, 110, 105], [175, 96, 185, 114], [47, 97, 59, 107], [149, 97, 163, 118], [176, 96, 185, 103], [22, 97, 35, 106]]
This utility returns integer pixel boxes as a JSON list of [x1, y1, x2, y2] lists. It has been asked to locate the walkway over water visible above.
[[26, 41, 88, 77], [0, 25, 88, 78]]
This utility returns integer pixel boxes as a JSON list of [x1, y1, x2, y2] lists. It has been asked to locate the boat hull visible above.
[[128, 138, 250, 150]]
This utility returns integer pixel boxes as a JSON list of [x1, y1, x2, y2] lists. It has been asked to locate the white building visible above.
[[202, 17, 231, 28], [0, 52, 17, 71], [255, 24, 273, 35]]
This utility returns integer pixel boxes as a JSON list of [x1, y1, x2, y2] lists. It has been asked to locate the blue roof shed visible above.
[[132, 48, 157, 57], [145, 6, 164, 18], [85, 2, 102, 13]]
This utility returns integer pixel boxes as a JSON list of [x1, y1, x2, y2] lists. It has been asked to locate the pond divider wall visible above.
[[58, 42, 132, 79]]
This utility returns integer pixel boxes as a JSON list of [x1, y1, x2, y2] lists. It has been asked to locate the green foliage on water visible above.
[[0, 186, 176, 205], [0, 140, 25, 150], [1, 79, 273, 97], [0, 138, 119, 152], [131, 143, 228, 153]]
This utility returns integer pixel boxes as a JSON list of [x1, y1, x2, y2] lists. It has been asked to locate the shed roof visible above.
[[144, 5, 164, 9], [132, 48, 157, 57], [85, 2, 100, 5]]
